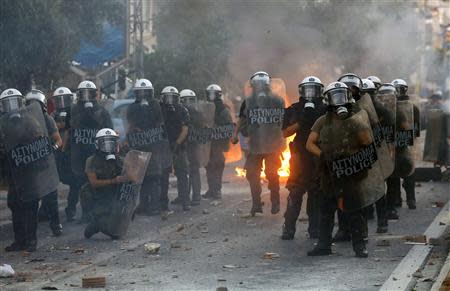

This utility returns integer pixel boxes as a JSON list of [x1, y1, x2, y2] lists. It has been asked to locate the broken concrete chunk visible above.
[[144, 243, 161, 254]]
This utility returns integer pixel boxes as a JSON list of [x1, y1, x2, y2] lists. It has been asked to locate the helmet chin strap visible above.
[[84, 102, 93, 108]]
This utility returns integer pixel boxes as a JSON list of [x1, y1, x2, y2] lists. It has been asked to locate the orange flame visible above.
[[235, 135, 294, 181]]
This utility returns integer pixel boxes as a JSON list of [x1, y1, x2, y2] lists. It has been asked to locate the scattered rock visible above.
[[263, 252, 280, 259], [171, 242, 182, 249], [223, 238, 229, 242], [210, 201, 221, 207], [202, 209, 210, 214], [176, 224, 185, 232], [412, 271, 423, 278], [393, 277, 398, 281], [207, 240, 217, 244], [144, 243, 161, 254], [41, 287, 58, 290], [374, 258, 381, 262], [419, 277, 434, 282], [73, 248, 85, 254], [217, 278, 226, 282]]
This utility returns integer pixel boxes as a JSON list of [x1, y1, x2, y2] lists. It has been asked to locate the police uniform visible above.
[[282, 99, 326, 239], [83, 153, 122, 238], [160, 103, 190, 209]]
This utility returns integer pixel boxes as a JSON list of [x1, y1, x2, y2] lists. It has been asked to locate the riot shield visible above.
[[70, 104, 112, 175], [245, 82, 286, 154], [356, 94, 394, 178], [210, 103, 234, 153], [0, 102, 59, 201], [375, 93, 396, 145], [319, 110, 385, 211], [107, 150, 151, 238], [423, 109, 448, 164], [186, 101, 215, 167], [395, 100, 415, 147], [125, 101, 172, 174]]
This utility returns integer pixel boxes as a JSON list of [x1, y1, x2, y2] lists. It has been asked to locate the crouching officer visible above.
[[306, 82, 385, 258], [84, 128, 127, 239], [281, 76, 326, 240]]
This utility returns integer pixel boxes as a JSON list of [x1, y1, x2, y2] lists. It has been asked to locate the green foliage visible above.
[[144, 1, 231, 98], [0, 0, 125, 92]]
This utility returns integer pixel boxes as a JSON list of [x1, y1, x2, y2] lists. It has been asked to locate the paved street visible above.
[[0, 162, 448, 291]]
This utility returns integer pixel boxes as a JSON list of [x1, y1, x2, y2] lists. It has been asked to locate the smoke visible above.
[[221, 1, 422, 101]]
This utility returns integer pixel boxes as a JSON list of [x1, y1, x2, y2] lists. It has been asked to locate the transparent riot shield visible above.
[[70, 103, 113, 175], [186, 101, 215, 168], [244, 79, 286, 154], [319, 110, 385, 211], [125, 100, 172, 174], [1, 102, 59, 201], [107, 150, 151, 238], [423, 109, 447, 164], [356, 94, 394, 178]]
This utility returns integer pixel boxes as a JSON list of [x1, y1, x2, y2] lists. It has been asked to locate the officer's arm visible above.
[[176, 125, 189, 145], [306, 132, 321, 157], [283, 124, 299, 138], [87, 172, 124, 188], [52, 131, 63, 148]]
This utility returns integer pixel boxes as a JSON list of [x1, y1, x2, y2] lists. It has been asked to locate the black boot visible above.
[[307, 246, 332, 256], [281, 224, 295, 240], [386, 208, 399, 220], [281, 194, 302, 240], [354, 243, 368, 258], [271, 200, 280, 215], [50, 222, 63, 236], [5, 241, 26, 252], [376, 218, 388, 234], [24, 240, 37, 252], [250, 203, 263, 216], [84, 223, 99, 239], [407, 200, 416, 210]]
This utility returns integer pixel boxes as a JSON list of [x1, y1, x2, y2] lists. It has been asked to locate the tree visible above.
[[143, 0, 231, 97], [0, 0, 125, 92]]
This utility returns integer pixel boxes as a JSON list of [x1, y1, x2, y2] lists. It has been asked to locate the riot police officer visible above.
[[0, 88, 60, 251], [127, 79, 169, 216], [306, 82, 385, 257], [367, 76, 382, 90], [386, 79, 419, 218], [362, 78, 396, 233], [234, 71, 285, 216], [203, 84, 233, 200], [66, 80, 113, 222], [281, 76, 326, 240], [84, 128, 127, 239], [25, 89, 63, 236], [160, 86, 191, 211]]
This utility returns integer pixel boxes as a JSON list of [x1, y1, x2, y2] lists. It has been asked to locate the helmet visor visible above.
[[327, 88, 349, 106], [134, 89, 154, 101], [206, 90, 218, 101], [163, 93, 179, 105], [54, 95, 73, 109], [78, 89, 96, 102], [1, 96, 23, 113], [300, 84, 322, 100], [97, 136, 118, 153], [181, 95, 197, 105], [250, 74, 270, 90]]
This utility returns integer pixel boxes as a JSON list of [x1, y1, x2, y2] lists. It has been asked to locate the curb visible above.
[[380, 201, 450, 290]]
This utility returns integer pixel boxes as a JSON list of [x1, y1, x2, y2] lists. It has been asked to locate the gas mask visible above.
[[78, 89, 96, 108], [326, 88, 351, 119], [96, 136, 118, 160]]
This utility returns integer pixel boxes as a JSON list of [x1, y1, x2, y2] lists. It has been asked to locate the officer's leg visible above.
[[403, 172, 416, 209], [306, 183, 321, 239], [204, 147, 215, 198], [189, 162, 202, 204], [264, 152, 281, 214], [24, 199, 39, 252], [6, 188, 26, 251], [210, 147, 226, 198], [44, 190, 62, 236], [174, 150, 190, 210], [349, 209, 368, 258], [386, 176, 400, 219], [375, 195, 388, 233], [66, 175, 84, 221], [281, 187, 305, 240], [37, 198, 50, 222], [364, 204, 375, 220], [160, 168, 171, 211], [148, 175, 162, 214], [245, 154, 263, 215], [333, 208, 351, 242], [307, 194, 335, 256], [136, 175, 151, 214]]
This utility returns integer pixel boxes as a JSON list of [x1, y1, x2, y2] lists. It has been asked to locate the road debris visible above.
[[263, 252, 280, 259], [202, 209, 210, 214], [210, 201, 222, 206], [0, 264, 15, 278], [176, 224, 185, 232], [376, 240, 391, 247], [144, 243, 161, 254], [82, 276, 106, 288], [41, 287, 58, 290]]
